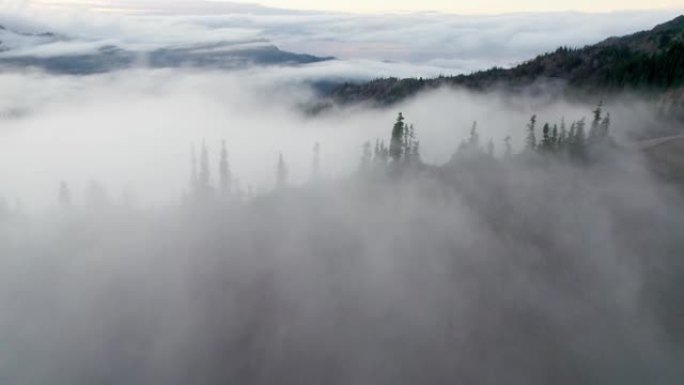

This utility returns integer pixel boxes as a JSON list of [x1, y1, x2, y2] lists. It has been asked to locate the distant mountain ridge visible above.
[[0, 25, 333, 74], [327, 15, 684, 107]]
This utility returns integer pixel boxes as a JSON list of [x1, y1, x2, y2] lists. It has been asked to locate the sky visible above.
[[223, 0, 683, 13], [25, 0, 684, 14]]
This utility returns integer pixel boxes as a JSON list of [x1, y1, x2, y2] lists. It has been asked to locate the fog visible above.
[[0, 63, 683, 385], [1, 5, 684, 383], [3, 7, 683, 74], [0, 67, 663, 206]]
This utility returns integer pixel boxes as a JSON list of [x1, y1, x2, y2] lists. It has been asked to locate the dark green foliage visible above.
[[328, 16, 684, 119], [389, 112, 405, 162]]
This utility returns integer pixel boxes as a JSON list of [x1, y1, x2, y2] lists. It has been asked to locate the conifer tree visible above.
[[589, 101, 603, 141], [504, 136, 512, 158], [525, 115, 537, 151], [361, 141, 372, 171], [379, 140, 389, 163], [403, 124, 411, 161], [559, 118, 567, 150], [600, 113, 611, 138], [541, 123, 551, 151], [199, 141, 211, 194], [389, 112, 405, 162], [568, 122, 576, 146], [469, 121, 480, 149], [412, 141, 421, 163], [219, 140, 231, 195], [573, 118, 587, 160], [405, 124, 416, 162]]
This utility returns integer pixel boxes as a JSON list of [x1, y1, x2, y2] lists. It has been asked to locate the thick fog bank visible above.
[[0, 66, 683, 384], [1, 150, 683, 384], [0, 69, 670, 208]]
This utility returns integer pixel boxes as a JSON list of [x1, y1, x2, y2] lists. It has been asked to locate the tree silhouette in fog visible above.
[[219, 140, 231, 197], [389, 112, 405, 162], [59, 181, 72, 207]]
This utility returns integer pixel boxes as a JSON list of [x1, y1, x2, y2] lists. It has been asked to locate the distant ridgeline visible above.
[[0, 26, 333, 75], [326, 16, 684, 118]]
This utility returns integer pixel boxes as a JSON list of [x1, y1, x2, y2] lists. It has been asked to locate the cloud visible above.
[[0, 66, 667, 208], [1, 6, 683, 78], [0, 66, 682, 384], [0, 7, 682, 384]]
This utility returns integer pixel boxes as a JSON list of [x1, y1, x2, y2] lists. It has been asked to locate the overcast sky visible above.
[[24, 0, 684, 14]]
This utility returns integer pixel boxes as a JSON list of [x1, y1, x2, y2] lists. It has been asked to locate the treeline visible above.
[[0, 104, 617, 213], [360, 102, 615, 177]]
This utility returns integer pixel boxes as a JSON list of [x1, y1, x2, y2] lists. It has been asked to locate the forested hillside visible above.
[[328, 15, 684, 111]]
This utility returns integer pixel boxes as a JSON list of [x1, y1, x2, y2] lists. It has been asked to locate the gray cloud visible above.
[[0, 7, 683, 384]]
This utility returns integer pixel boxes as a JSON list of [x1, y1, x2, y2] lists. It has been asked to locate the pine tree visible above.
[[589, 101, 603, 141], [361, 141, 372, 171], [379, 140, 389, 163], [412, 141, 421, 163], [541, 123, 551, 151], [469, 121, 480, 149], [199, 141, 211, 195], [600, 113, 611, 138], [389, 112, 405, 162], [568, 122, 576, 145], [559, 117, 567, 150], [525, 115, 537, 151], [403, 124, 411, 161], [219, 140, 231, 195], [551, 124, 558, 152], [374, 139, 380, 162], [405, 124, 416, 162], [504, 136, 512, 158], [573, 118, 587, 160]]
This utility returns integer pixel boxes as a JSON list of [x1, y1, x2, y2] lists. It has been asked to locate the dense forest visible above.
[[326, 15, 684, 120]]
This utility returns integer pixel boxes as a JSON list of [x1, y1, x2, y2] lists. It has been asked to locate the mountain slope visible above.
[[328, 15, 684, 106]]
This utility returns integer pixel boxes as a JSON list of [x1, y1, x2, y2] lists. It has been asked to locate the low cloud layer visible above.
[[2, 5, 683, 78], [0, 8, 683, 384], [0, 66, 668, 208], [0, 69, 682, 383]]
